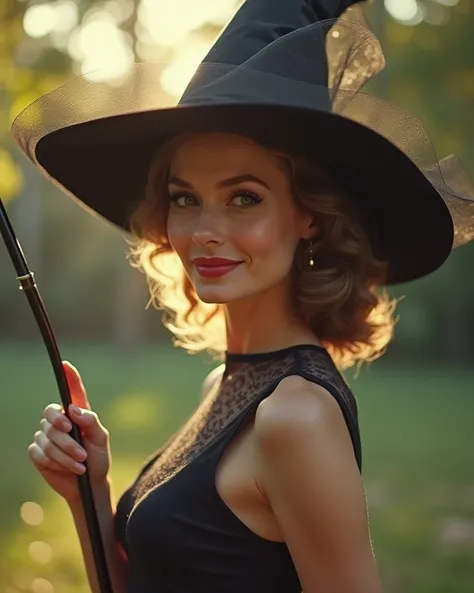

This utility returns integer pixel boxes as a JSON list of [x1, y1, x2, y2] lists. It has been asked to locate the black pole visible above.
[[0, 198, 113, 593]]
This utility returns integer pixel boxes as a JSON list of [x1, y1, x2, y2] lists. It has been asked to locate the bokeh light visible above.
[[103, 0, 135, 24], [28, 541, 54, 564], [23, 4, 57, 38], [138, 0, 236, 48], [384, 0, 424, 24], [31, 578, 54, 593], [20, 0, 240, 91], [423, 3, 450, 25], [20, 502, 44, 526], [69, 14, 134, 77], [23, 1, 78, 38], [51, 1, 79, 33]]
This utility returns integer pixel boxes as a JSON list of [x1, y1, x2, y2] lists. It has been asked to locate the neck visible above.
[[223, 278, 320, 354]]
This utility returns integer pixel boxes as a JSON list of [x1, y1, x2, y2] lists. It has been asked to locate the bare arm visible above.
[[255, 376, 383, 593], [68, 477, 128, 593]]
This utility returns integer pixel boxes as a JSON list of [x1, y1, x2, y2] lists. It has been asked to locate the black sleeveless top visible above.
[[114, 345, 362, 593]]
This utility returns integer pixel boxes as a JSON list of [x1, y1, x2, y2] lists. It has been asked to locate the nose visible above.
[[192, 208, 225, 247]]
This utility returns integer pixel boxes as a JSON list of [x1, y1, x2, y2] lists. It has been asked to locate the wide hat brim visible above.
[[11, 16, 474, 286], [33, 98, 452, 285]]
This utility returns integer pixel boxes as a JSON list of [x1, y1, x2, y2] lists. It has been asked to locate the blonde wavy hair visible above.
[[127, 133, 400, 371]]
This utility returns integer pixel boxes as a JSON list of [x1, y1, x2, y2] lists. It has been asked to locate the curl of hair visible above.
[[127, 134, 400, 371]]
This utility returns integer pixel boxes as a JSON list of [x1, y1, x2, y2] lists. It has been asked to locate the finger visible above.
[[43, 404, 73, 432], [63, 361, 90, 411], [68, 405, 108, 447], [28, 442, 71, 474], [34, 430, 86, 474], [38, 419, 87, 461]]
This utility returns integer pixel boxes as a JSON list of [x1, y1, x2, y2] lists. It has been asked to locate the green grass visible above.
[[1, 342, 473, 593]]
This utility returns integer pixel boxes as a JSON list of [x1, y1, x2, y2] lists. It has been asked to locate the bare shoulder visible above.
[[255, 374, 350, 445], [253, 376, 381, 592], [200, 363, 225, 400]]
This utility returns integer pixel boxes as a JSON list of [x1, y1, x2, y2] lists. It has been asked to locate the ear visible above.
[[300, 213, 318, 241]]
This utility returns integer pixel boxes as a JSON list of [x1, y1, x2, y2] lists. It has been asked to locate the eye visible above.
[[168, 193, 198, 207], [230, 191, 263, 207]]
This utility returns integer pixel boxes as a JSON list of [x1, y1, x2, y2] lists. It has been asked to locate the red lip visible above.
[[192, 257, 243, 279], [193, 257, 241, 266]]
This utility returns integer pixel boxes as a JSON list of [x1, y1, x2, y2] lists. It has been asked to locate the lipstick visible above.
[[193, 257, 243, 279]]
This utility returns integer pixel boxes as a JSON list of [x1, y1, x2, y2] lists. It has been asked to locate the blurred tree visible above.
[[367, 0, 474, 363]]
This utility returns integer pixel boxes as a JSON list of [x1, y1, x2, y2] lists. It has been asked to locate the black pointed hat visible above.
[[11, 0, 474, 284]]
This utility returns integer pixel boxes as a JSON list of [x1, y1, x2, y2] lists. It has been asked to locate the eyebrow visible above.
[[168, 174, 270, 191]]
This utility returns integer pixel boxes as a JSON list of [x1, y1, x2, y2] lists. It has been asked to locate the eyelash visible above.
[[168, 190, 263, 208]]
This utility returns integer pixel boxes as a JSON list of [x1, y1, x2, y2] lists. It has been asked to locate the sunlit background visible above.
[[0, 1, 473, 592]]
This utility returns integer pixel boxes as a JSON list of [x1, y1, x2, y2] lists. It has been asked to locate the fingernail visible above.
[[75, 446, 87, 461], [71, 405, 82, 416], [74, 462, 86, 474]]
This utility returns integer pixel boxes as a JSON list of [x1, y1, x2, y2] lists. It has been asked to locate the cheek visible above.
[[238, 218, 279, 254], [239, 213, 298, 262]]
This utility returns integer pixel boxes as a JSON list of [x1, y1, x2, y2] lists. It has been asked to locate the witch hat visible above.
[[11, 0, 474, 284]]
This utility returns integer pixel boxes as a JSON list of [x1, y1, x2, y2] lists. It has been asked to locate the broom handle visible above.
[[0, 198, 113, 593]]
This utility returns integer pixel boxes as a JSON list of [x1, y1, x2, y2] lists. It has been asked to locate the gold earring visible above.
[[308, 240, 314, 269]]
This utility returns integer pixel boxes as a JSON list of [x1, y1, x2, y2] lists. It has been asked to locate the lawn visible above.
[[1, 341, 473, 593]]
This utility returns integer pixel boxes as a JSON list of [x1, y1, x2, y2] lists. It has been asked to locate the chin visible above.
[[189, 269, 242, 304], [193, 276, 259, 304], [194, 286, 241, 304]]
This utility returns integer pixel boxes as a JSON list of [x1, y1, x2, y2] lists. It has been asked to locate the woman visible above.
[[17, 1, 473, 592]]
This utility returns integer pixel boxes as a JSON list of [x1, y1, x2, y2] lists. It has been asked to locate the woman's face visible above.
[[166, 133, 313, 304]]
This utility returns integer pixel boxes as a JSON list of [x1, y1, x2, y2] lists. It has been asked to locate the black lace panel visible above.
[[130, 346, 361, 507]]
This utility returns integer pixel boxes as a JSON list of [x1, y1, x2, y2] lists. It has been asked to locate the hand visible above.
[[27, 361, 111, 504]]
